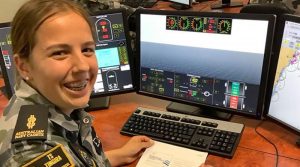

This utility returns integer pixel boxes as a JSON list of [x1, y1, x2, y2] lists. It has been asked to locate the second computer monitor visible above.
[[136, 10, 275, 119], [0, 9, 135, 109], [266, 14, 300, 134], [87, 9, 135, 110], [90, 8, 134, 95]]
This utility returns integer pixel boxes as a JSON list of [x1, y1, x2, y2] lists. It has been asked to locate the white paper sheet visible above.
[[137, 141, 208, 167]]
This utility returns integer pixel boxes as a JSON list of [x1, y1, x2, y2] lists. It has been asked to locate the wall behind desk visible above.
[[0, 0, 29, 23]]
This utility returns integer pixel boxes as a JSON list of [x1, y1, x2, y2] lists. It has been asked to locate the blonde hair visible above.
[[11, 0, 95, 87]]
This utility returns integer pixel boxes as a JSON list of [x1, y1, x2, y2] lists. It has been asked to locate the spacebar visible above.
[[139, 130, 164, 138]]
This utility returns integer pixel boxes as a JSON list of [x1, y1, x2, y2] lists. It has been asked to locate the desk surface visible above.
[[0, 90, 299, 166], [89, 93, 300, 167]]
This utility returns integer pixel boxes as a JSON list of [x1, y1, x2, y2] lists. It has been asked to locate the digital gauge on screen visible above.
[[191, 17, 203, 32], [217, 19, 232, 34], [166, 16, 178, 30], [178, 17, 190, 31]]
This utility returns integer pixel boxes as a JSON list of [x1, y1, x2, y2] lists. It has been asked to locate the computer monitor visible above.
[[135, 9, 275, 120], [0, 22, 15, 99], [169, 0, 192, 10], [87, 9, 135, 110], [266, 14, 300, 134], [0, 9, 135, 109]]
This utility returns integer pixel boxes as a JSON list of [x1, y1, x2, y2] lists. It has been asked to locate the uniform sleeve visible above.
[[2, 140, 53, 166]]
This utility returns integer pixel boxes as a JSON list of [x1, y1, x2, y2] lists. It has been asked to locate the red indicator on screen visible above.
[[229, 96, 238, 109]]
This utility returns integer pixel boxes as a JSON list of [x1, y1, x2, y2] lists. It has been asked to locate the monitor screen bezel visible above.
[[89, 8, 136, 98], [0, 22, 14, 99], [135, 9, 276, 119], [264, 14, 300, 135]]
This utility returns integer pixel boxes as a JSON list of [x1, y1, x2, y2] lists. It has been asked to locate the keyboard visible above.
[[121, 0, 157, 8], [120, 107, 244, 158]]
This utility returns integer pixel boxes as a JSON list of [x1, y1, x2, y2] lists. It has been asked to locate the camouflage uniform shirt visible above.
[[0, 80, 111, 167]]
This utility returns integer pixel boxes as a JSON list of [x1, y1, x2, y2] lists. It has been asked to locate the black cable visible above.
[[255, 119, 279, 167], [239, 145, 300, 161], [238, 145, 276, 155], [280, 154, 300, 162]]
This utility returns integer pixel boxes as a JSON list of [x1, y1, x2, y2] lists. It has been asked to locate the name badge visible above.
[[22, 144, 75, 167]]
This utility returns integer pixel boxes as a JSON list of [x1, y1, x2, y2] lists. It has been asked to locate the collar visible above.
[[15, 80, 53, 105], [49, 108, 94, 132]]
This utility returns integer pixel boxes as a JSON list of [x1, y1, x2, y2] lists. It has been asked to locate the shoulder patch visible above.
[[12, 105, 49, 143], [22, 144, 75, 167]]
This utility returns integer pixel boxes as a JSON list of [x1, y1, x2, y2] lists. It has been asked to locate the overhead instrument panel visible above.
[[165, 15, 232, 35]]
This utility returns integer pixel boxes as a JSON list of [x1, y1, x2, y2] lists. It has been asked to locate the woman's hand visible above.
[[105, 135, 154, 166]]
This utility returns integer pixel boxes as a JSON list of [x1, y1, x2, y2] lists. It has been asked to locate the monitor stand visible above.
[[210, 0, 243, 9], [85, 96, 110, 111], [169, 3, 191, 10], [166, 102, 232, 121]]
